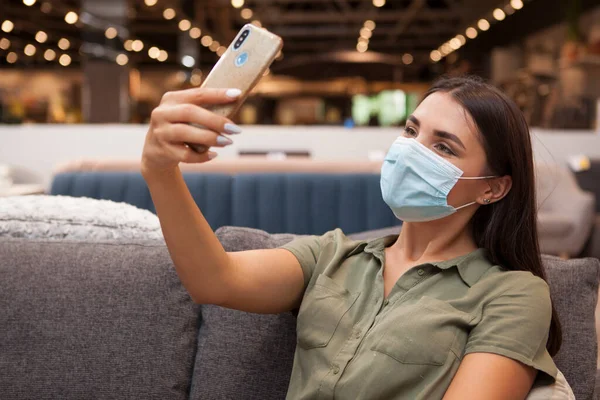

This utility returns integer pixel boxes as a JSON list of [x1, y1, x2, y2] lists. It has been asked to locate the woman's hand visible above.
[[141, 87, 242, 174]]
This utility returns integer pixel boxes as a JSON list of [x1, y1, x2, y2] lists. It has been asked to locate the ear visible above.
[[478, 175, 512, 205]]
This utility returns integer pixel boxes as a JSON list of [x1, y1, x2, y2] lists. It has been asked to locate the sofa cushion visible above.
[[206, 227, 599, 400], [0, 239, 200, 400], [0, 195, 162, 240]]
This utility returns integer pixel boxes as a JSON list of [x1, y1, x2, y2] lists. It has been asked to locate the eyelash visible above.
[[402, 126, 456, 156]]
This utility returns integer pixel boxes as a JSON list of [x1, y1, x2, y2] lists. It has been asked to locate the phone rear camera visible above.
[[234, 30, 250, 50]]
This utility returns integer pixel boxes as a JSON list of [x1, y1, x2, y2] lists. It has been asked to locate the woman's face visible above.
[[402, 91, 492, 209]]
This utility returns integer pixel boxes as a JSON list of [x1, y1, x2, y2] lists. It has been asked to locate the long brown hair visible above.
[[424, 75, 562, 356]]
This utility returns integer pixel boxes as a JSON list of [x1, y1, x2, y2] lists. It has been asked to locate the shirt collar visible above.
[[363, 235, 492, 287]]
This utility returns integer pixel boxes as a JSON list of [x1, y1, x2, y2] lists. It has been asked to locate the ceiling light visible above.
[[216, 46, 227, 56], [178, 19, 191, 31], [402, 53, 413, 65], [477, 19, 490, 31], [23, 0, 36, 6], [373, 0, 385, 7], [64, 11, 78, 25], [144, 0, 157, 6], [59, 54, 71, 66], [510, 0, 523, 10], [35, 31, 48, 43], [189, 27, 201, 39], [58, 38, 70, 50], [493, 8, 506, 21], [364, 20, 376, 30], [360, 27, 372, 39], [6, 52, 17, 63], [456, 34, 466, 45], [0, 38, 10, 50], [44, 49, 56, 61], [105, 27, 118, 39], [465, 27, 478, 39], [201, 36, 213, 47], [40, 2, 51, 13], [2, 20, 14, 33], [157, 50, 168, 62], [251, 20, 262, 27], [24, 44, 36, 56], [357, 42, 368, 52], [209, 41, 220, 51], [430, 50, 442, 62], [231, 0, 244, 8], [163, 8, 176, 20], [241, 8, 253, 19], [450, 38, 461, 50], [148, 46, 160, 59], [182, 55, 195, 68], [132, 40, 144, 52], [116, 53, 129, 65]]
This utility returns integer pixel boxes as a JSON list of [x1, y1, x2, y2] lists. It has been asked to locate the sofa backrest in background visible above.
[[50, 172, 401, 235]]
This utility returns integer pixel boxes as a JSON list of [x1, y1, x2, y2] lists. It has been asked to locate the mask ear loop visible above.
[[454, 176, 497, 210]]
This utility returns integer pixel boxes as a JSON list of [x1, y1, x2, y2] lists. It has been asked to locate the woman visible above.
[[141, 76, 561, 399]]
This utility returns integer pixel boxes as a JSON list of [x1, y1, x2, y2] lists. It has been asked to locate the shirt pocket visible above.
[[371, 296, 472, 366], [296, 274, 360, 350]]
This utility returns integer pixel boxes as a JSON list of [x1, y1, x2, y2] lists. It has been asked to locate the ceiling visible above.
[[0, 0, 597, 81]]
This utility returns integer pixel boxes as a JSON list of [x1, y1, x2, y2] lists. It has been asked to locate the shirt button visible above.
[[332, 364, 340, 375], [417, 269, 425, 276]]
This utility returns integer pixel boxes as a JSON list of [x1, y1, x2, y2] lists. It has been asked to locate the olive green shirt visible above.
[[281, 229, 557, 400]]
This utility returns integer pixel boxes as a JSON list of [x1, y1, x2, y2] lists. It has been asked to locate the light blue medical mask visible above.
[[380, 136, 496, 222]]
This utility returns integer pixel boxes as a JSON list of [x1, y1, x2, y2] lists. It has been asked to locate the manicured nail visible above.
[[216, 136, 233, 146], [226, 89, 242, 98], [224, 123, 242, 134], [208, 152, 218, 160]]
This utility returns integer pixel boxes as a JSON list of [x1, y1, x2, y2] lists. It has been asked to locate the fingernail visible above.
[[208, 152, 218, 160], [224, 123, 242, 134], [226, 89, 242, 98], [216, 136, 233, 146]]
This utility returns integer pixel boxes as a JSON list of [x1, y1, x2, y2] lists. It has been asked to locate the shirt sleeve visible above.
[[279, 234, 323, 291], [464, 276, 558, 383]]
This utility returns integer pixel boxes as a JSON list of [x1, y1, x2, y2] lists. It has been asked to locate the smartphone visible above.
[[186, 24, 283, 153]]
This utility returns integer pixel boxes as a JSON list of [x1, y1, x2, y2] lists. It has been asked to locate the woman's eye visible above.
[[403, 126, 417, 137], [434, 143, 455, 156]]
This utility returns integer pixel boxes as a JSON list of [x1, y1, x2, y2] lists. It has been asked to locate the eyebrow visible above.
[[407, 115, 466, 150]]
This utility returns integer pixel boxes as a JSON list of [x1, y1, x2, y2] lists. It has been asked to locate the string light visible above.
[[58, 38, 70, 50], [402, 53, 413, 65], [105, 27, 118, 39], [1, 20, 14, 33], [477, 19, 490, 31], [358, 36, 369, 44], [209, 41, 220, 51], [456, 34, 466, 45], [201, 36, 213, 47], [364, 20, 376, 30], [144, 0, 157, 6], [357, 42, 368, 52], [181, 55, 195, 68], [373, 0, 385, 7], [148, 46, 160, 59], [23, 0, 36, 6], [0, 38, 10, 50], [178, 19, 191, 31], [163, 8, 176, 20], [116, 53, 128, 65], [43, 49, 56, 61], [59, 54, 71, 66], [190, 72, 202, 86], [216, 46, 226, 56], [231, 0, 244, 8], [449, 38, 461, 50], [124, 40, 133, 51], [465, 27, 478, 39], [157, 50, 168, 62], [241, 8, 253, 19], [40, 2, 51, 13], [251, 20, 262, 27], [430, 50, 442, 62], [24, 44, 36, 56], [360, 27, 372, 39], [35, 31, 48, 43], [132, 40, 144, 52], [510, 0, 523, 10], [6, 52, 17, 63], [64, 11, 78, 25], [189, 27, 201, 39], [493, 8, 506, 21]]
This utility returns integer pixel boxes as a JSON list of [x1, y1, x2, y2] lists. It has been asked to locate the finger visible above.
[[160, 104, 240, 135], [174, 145, 218, 164], [161, 87, 241, 106], [164, 124, 233, 148]]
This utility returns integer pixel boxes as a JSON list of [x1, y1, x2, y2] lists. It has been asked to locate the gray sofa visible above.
[[0, 227, 598, 399]]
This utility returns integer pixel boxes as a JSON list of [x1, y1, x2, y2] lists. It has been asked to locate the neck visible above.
[[390, 215, 478, 263]]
